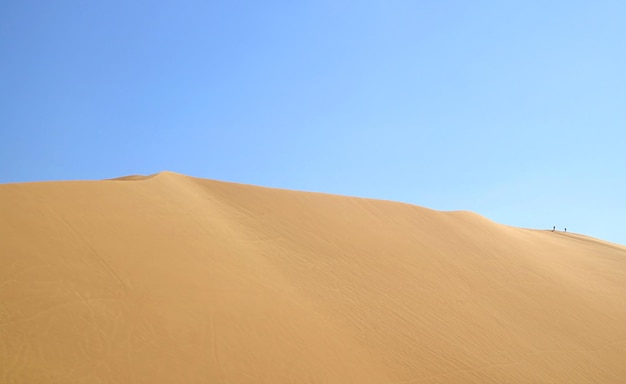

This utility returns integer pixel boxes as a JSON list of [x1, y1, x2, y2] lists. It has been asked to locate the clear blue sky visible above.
[[1, 1, 625, 245]]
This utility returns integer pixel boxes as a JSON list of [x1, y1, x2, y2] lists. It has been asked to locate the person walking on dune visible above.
[[552, 226, 555, 232]]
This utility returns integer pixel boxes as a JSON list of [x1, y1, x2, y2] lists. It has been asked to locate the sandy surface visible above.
[[2, 171, 625, 383]]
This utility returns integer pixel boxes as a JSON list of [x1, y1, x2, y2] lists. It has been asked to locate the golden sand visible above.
[[2, 172, 625, 383]]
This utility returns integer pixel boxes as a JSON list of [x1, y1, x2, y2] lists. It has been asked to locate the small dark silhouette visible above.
[[564, 228, 567, 232], [552, 226, 555, 232]]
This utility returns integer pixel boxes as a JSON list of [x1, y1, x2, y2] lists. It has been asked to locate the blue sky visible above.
[[1, 1, 625, 245]]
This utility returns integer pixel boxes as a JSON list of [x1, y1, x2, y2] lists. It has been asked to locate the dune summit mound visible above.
[[2, 172, 626, 383]]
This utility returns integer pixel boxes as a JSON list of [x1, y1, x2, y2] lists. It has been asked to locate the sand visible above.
[[1, 171, 625, 383]]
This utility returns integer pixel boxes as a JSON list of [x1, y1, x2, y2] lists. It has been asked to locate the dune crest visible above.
[[1, 173, 625, 383], [107, 171, 182, 181]]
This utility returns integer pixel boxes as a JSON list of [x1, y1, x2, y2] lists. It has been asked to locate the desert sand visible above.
[[1, 171, 625, 383]]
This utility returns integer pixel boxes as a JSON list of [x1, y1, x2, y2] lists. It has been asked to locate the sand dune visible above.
[[2, 171, 625, 383]]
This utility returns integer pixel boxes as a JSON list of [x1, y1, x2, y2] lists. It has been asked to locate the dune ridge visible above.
[[1, 172, 625, 383]]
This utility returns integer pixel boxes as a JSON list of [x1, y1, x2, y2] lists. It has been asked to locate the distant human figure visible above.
[[552, 226, 555, 232], [564, 228, 567, 232]]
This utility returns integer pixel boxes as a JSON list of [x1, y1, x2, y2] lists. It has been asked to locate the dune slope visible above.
[[1, 172, 625, 383]]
